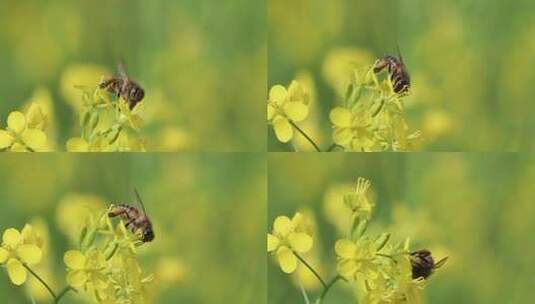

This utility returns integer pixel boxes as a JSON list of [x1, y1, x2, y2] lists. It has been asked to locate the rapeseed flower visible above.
[[267, 81, 310, 142], [0, 105, 50, 152], [267, 213, 313, 273], [0, 225, 43, 285]]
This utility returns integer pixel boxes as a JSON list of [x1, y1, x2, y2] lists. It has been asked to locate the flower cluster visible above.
[[267, 178, 447, 304], [268, 57, 422, 152], [63, 209, 154, 303], [267, 81, 310, 143], [66, 86, 146, 151], [0, 103, 50, 152], [330, 65, 421, 151]]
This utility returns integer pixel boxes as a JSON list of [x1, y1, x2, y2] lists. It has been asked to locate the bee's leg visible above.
[[125, 218, 136, 229]]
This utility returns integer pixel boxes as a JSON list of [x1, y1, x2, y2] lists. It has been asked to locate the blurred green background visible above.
[[268, 153, 534, 303], [0, 153, 266, 303], [0, 0, 266, 151], [268, 0, 534, 151]]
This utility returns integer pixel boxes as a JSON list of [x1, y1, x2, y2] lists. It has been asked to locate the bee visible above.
[[410, 249, 448, 279], [99, 62, 145, 109], [108, 188, 154, 243], [373, 45, 411, 94]]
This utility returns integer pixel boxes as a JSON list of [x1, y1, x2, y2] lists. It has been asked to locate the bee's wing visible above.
[[134, 188, 148, 216], [117, 60, 129, 79]]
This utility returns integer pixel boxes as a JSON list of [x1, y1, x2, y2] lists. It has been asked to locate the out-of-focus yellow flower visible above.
[[55, 194, 105, 244], [0, 225, 43, 285], [64, 249, 109, 292], [155, 256, 188, 285], [267, 213, 313, 273], [323, 183, 354, 234], [156, 126, 194, 151], [322, 48, 374, 96], [0, 106, 50, 152], [60, 64, 109, 110], [335, 238, 377, 281], [268, 81, 310, 142]]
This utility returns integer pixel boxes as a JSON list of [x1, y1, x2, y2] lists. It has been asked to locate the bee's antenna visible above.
[[134, 188, 148, 215]]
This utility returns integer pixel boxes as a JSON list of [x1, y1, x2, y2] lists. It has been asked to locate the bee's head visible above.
[[142, 229, 155, 242], [129, 85, 145, 103]]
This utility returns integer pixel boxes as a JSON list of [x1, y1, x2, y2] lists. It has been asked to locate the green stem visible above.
[[317, 275, 343, 304], [326, 144, 338, 152], [55, 286, 75, 303], [22, 264, 57, 299], [288, 121, 321, 152], [292, 252, 327, 288]]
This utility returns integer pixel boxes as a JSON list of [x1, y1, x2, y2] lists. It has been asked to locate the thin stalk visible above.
[[22, 264, 56, 299], [317, 275, 343, 304], [55, 286, 75, 303], [326, 144, 338, 152], [292, 252, 327, 288], [288, 121, 321, 152]]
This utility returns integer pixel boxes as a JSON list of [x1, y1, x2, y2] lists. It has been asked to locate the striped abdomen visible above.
[[374, 55, 411, 94]]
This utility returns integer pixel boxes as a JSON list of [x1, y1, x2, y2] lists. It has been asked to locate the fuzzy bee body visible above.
[[374, 53, 411, 94], [410, 249, 448, 279], [109, 200, 154, 242], [99, 63, 145, 109]]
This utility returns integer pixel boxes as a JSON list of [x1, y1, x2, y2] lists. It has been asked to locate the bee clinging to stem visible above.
[[374, 45, 411, 94], [410, 249, 448, 279], [108, 188, 154, 243], [99, 61, 145, 110]]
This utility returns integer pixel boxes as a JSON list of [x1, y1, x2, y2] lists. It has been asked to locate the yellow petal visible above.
[[335, 239, 357, 258], [7, 111, 26, 134], [276, 246, 297, 274], [283, 102, 309, 122], [267, 234, 280, 252], [267, 104, 275, 121], [67, 270, 88, 288], [288, 232, 313, 253], [273, 117, 293, 143], [7, 258, 27, 285], [288, 80, 305, 103], [337, 259, 358, 279], [64, 250, 86, 270], [9, 143, 28, 152], [333, 128, 353, 146], [0, 247, 9, 263], [330, 108, 352, 127], [269, 85, 288, 105], [26, 103, 46, 129], [3, 228, 21, 248], [17, 244, 42, 265], [0, 130, 14, 149], [21, 129, 47, 151], [273, 216, 292, 236], [66, 137, 89, 152]]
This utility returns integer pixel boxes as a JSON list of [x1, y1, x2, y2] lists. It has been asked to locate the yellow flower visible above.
[[344, 177, 374, 219], [64, 249, 109, 292], [0, 108, 49, 152], [267, 213, 313, 273], [268, 81, 310, 142], [0, 225, 43, 285], [334, 238, 377, 281], [330, 107, 380, 151]]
